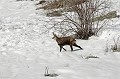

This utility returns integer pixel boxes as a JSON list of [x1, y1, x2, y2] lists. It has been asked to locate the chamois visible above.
[[52, 33, 83, 52]]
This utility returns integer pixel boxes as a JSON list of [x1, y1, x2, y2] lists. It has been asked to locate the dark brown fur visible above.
[[53, 33, 83, 52]]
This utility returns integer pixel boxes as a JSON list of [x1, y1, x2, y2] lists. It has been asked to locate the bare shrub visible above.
[[44, 67, 59, 77], [37, 0, 112, 40], [49, 0, 111, 40], [105, 36, 120, 52], [111, 37, 120, 52]]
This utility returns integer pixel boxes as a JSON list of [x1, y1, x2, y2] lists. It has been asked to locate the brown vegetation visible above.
[[41, 0, 87, 10]]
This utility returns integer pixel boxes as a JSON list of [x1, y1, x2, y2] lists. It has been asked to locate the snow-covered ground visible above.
[[0, 0, 120, 79]]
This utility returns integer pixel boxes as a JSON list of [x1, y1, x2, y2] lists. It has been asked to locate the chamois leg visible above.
[[62, 47, 66, 51], [73, 43, 83, 50], [70, 45, 73, 51], [59, 45, 66, 52], [60, 45, 62, 52]]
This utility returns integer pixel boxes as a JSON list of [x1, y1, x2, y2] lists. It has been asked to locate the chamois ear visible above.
[[52, 32, 57, 36], [52, 32, 56, 39], [52, 32, 55, 36]]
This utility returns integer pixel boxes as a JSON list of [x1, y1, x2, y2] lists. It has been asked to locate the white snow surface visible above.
[[0, 0, 120, 79]]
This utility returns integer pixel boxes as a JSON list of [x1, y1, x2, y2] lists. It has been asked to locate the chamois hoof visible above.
[[81, 48, 83, 50]]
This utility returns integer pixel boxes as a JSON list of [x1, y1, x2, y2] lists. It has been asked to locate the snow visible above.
[[0, 0, 120, 79]]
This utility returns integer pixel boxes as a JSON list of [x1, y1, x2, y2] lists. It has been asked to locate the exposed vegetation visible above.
[[106, 36, 120, 52], [93, 11, 120, 22], [40, 0, 86, 10], [85, 55, 99, 59], [36, 0, 120, 40], [44, 67, 59, 77], [46, 11, 62, 17], [49, 0, 111, 39]]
